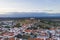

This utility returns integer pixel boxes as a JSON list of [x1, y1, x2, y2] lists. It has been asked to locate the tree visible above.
[[14, 23, 21, 27], [5, 26, 10, 28]]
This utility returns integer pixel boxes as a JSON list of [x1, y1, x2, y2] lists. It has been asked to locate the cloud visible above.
[[0, 0, 60, 13]]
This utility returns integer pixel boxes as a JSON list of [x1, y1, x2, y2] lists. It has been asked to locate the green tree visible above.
[[14, 23, 21, 27], [5, 26, 10, 28]]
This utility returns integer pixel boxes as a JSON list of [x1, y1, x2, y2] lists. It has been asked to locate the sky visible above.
[[0, 0, 60, 14]]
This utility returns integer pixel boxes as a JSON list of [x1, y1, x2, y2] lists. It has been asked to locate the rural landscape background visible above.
[[0, 0, 60, 40]]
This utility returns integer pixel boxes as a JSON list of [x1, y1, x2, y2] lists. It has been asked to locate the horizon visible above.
[[0, 12, 60, 18]]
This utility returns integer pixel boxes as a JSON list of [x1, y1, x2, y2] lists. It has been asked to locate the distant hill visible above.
[[0, 12, 60, 19]]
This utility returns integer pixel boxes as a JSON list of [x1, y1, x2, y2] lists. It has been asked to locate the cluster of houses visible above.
[[0, 18, 60, 40]]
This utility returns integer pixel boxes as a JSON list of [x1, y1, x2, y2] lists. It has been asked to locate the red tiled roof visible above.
[[9, 37, 15, 40], [25, 29, 32, 32]]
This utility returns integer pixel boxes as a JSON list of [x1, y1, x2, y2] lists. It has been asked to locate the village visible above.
[[0, 18, 60, 40]]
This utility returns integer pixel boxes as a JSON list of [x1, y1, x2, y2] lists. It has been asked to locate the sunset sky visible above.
[[0, 0, 60, 14]]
